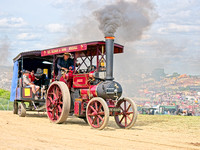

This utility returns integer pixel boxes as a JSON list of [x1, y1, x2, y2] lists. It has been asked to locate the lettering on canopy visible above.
[[41, 44, 87, 56]]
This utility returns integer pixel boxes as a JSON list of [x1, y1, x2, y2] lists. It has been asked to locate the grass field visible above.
[[0, 89, 12, 110], [0, 111, 199, 150], [137, 114, 200, 133]]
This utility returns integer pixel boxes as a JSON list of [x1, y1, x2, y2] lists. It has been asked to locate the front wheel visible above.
[[86, 97, 109, 130], [114, 97, 138, 129]]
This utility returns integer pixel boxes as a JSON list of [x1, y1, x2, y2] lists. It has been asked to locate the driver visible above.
[[57, 53, 74, 80]]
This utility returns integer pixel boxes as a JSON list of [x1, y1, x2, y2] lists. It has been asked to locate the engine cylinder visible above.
[[96, 81, 122, 100]]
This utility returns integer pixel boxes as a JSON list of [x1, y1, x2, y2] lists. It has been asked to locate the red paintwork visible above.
[[59, 70, 73, 89], [74, 101, 79, 116], [41, 44, 87, 56], [46, 84, 63, 122], [74, 100, 86, 117], [73, 74, 89, 88], [107, 99, 115, 108], [41, 41, 123, 57], [80, 85, 98, 99]]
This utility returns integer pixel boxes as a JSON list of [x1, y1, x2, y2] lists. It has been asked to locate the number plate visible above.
[[109, 107, 121, 112]]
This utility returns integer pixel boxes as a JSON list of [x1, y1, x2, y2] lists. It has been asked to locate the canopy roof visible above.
[[41, 41, 124, 57], [13, 41, 124, 62], [13, 50, 41, 62]]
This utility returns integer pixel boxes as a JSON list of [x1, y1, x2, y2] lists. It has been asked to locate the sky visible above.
[[0, 0, 199, 75]]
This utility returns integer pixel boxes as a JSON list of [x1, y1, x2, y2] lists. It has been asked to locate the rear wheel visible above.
[[18, 103, 26, 117], [86, 97, 109, 130], [46, 81, 71, 124], [114, 97, 137, 129]]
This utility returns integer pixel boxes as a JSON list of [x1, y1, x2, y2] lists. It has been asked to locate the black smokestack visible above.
[[105, 36, 115, 80]]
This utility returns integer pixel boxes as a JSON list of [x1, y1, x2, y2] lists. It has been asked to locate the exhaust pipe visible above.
[[105, 36, 115, 80]]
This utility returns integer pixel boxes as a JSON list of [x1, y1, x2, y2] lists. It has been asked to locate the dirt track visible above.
[[0, 111, 200, 150]]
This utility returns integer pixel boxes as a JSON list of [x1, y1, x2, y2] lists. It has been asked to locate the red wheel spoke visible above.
[[127, 111, 134, 115], [127, 115, 132, 122], [56, 86, 59, 96], [48, 112, 52, 118], [98, 112, 105, 115], [126, 104, 131, 112], [90, 106, 97, 113], [92, 116, 97, 124], [88, 113, 95, 116], [98, 115, 104, 121], [55, 112, 59, 120], [48, 96, 53, 103], [119, 115, 125, 124], [53, 87, 56, 95], [58, 105, 62, 112], [47, 108, 53, 112], [125, 115, 127, 127], [52, 111, 55, 120], [97, 104, 102, 112], [95, 102, 98, 110], [124, 101, 126, 111], [53, 93, 59, 100], [58, 96, 62, 102], [97, 118, 100, 127], [46, 101, 51, 107]]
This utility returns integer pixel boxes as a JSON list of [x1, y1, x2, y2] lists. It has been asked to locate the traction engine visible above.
[[46, 37, 138, 129]]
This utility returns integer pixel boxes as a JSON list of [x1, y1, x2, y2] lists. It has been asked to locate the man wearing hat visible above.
[[57, 52, 74, 80]]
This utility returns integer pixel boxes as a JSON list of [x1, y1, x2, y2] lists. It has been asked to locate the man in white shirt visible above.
[[22, 70, 40, 99]]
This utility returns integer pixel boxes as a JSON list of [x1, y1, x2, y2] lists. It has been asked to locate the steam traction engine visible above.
[[43, 37, 138, 129]]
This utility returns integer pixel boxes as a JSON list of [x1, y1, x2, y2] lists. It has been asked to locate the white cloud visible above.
[[0, 17, 27, 28], [158, 23, 200, 34], [141, 34, 151, 40], [17, 33, 41, 41], [142, 40, 158, 46], [45, 23, 65, 33], [51, 0, 88, 8], [168, 23, 200, 32]]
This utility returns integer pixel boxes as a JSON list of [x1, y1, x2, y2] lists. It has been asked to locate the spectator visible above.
[[29, 70, 39, 83], [23, 70, 39, 100]]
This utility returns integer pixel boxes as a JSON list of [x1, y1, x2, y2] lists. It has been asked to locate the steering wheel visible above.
[[61, 69, 68, 75], [87, 65, 96, 72]]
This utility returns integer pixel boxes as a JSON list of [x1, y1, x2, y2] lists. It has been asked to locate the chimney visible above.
[[105, 36, 115, 80]]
